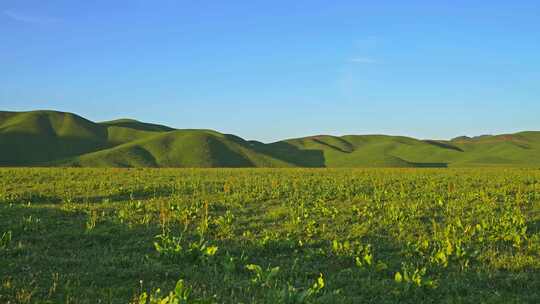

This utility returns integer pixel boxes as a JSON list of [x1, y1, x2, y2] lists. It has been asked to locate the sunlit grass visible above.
[[1, 168, 539, 303]]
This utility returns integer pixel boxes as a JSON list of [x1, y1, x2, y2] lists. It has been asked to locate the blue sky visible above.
[[1, 1, 539, 142]]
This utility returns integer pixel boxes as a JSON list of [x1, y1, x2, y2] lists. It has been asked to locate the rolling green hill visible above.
[[1, 110, 539, 167], [67, 130, 294, 168], [0, 110, 109, 165]]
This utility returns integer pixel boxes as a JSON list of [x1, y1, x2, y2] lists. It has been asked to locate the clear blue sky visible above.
[[1, 1, 539, 142]]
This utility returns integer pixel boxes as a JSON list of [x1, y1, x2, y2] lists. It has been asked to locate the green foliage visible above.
[[277, 273, 325, 304], [246, 264, 281, 288], [135, 279, 214, 304], [394, 263, 437, 288], [85, 209, 100, 231], [0, 230, 12, 250], [154, 233, 218, 263], [1, 168, 540, 303], [21, 215, 41, 232]]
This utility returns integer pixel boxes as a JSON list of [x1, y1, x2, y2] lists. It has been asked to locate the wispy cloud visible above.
[[3, 9, 59, 24], [350, 57, 378, 64]]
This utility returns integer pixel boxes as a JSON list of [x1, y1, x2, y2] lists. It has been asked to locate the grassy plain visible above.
[[1, 168, 540, 303]]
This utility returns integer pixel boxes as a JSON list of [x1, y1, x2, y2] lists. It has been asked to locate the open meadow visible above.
[[1, 168, 540, 303]]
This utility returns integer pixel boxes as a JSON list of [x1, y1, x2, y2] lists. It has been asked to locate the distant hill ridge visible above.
[[1, 110, 539, 167]]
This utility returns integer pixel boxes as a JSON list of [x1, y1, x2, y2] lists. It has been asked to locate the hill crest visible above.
[[1, 110, 539, 168]]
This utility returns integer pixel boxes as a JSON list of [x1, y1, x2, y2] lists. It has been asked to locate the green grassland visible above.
[[1, 168, 540, 303], [1, 110, 540, 168]]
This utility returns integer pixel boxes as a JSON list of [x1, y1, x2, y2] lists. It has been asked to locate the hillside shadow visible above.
[[260, 142, 326, 167], [409, 162, 449, 168], [423, 140, 464, 152], [0, 132, 111, 166], [206, 136, 254, 167], [101, 120, 174, 132], [311, 138, 353, 153], [222, 135, 326, 167]]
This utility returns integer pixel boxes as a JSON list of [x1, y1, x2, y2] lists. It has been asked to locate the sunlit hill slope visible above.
[[1, 110, 539, 168]]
